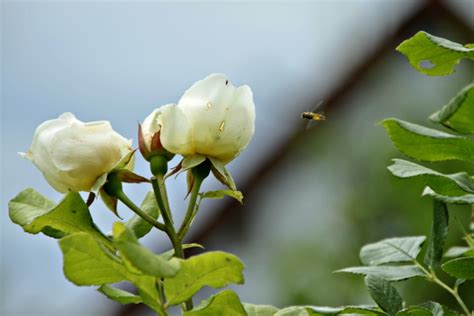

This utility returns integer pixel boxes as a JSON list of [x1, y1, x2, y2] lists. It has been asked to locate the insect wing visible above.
[[306, 116, 322, 129], [305, 119, 314, 129], [308, 100, 324, 114]]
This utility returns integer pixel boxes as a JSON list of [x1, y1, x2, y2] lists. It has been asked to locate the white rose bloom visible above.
[[158, 73, 255, 164], [21, 113, 132, 193]]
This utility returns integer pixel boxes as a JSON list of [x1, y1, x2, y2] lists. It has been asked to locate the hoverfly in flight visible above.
[[301, 100, 326, 129]]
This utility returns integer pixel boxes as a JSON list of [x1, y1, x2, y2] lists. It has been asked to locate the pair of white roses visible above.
[[22, 74, 255, 193]]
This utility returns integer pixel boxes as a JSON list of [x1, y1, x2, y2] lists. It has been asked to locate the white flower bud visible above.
[[158, 74, 255, 164], [141, 108, 162, 153], [21, 113, 132, 193], [140, 104, 173, 152]]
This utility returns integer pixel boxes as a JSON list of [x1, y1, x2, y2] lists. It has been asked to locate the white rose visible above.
[[158, 73, 255, 164], [21, 113, 133, 193]]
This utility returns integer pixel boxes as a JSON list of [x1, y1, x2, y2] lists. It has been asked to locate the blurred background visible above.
[[2, 0, 474, 315]]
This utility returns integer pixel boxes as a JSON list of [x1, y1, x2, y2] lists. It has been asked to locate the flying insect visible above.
[[301, 101, 326, 129]]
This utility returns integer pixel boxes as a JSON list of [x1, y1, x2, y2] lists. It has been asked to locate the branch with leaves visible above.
[[9, 74, 254, 315], [7, 33, 474, 315]]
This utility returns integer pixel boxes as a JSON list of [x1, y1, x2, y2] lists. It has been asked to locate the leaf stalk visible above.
[[415, 261, 470, 315]]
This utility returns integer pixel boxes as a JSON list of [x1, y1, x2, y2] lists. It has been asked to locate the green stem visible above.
[[159, 175, 173, 218], [151, 177, 175, 229], [169, 238, 191, 316], [465, 234, 474, 248], [471, 205, 474, 231], [453, 215, 474, 247], [115, 190, 166, 232], [151, 177, 181, 258], [151, 175, 194, 312], [467, 206, 474, 247], [416, 261, 470, 315], [431, 275, 469, 315], [178, 176, 204, 240], [156, 280, 166, 307]]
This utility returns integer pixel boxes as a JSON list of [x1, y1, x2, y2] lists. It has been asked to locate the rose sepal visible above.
[[209, 158, 237, 191], [90, 150, 148, 216]]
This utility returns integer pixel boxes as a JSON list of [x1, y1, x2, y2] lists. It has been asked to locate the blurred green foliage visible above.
[[234, 32, 474, 310]]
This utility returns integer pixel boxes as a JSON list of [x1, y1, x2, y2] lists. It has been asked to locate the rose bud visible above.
[[139, 105, 175, 162]]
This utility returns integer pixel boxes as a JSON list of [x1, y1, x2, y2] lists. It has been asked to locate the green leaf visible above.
[[422, 187, 474, 204], [273, 307, 310, 316], [396, 306, 432, 316], [244, 303, 279, 316], [396, 31, 474, 76], [388, 159, 474, 196], [274, 306, 384, 316], [60, 230, 165, 313], [59, 232, 128, 285], [183, 290, 246, 316], [112, 222, 180, 278], [9, 188, 58, 237], [304, 305, 384, 315], [125, 191, 160, 239], [164, 251, 245, 305], [97, 284, 142, 305], [337, 265, 425, 281], [424, 200, 449, 268], [24, 192, 94, 234], [419, 302, 458, 316], [382, 119, 474, 162], [360, 236, 426, 266], [397, 302, 459, 316], [430, 83, 474, 134], [444, 246, 473, 258], [130, 275, 165, 315], [441, 257, 474, 279], [365, 275, 403, 316], [201, 190, 244, 204], [10, 190, 111, 245]]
